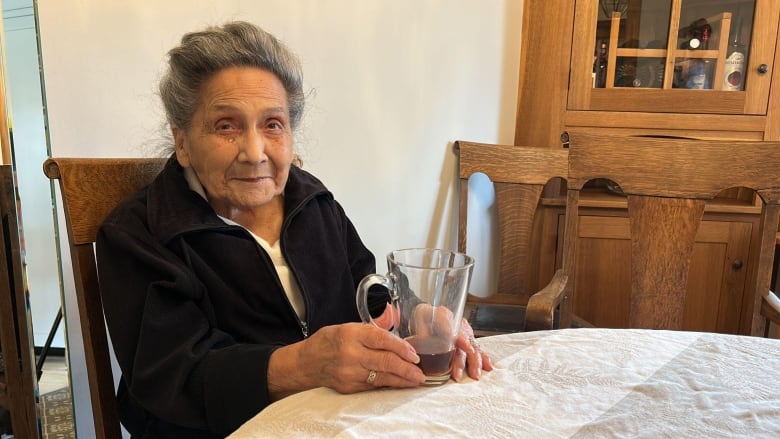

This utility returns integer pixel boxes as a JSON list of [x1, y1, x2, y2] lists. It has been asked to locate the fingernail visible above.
[[411, 352, 420, 364], [453, 369, 463, 382]]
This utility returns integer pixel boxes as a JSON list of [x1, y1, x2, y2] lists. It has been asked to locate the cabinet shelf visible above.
[[614, 48, 668, 58]]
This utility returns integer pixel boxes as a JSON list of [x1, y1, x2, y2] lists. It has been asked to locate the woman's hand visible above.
[[450, 319, 493, 382], [383, 303, 493, 383], [373, 302, 399, 331], [267, 322, 425, 400]]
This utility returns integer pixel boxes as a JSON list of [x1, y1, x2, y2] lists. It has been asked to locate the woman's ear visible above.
[[172, 126, 191, 168], [292, 153, 303, 168]]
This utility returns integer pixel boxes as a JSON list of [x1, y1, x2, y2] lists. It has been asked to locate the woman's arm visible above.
[[96, 222, 276, 434]]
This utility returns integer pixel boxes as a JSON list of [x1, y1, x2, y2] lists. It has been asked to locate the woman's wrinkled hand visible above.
[[381, 303, 494, 383], [450, 319, 493, 382], [292, 322, 426, 394], [373, 302, 399, 331]]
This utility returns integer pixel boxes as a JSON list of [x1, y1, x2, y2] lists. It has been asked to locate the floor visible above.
[[38, 354, 74, 439], [38, 354, 69, 396], [0, 353, 72, 438]]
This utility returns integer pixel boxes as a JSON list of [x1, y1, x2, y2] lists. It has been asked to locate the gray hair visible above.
[[159, 21, 305, 132]]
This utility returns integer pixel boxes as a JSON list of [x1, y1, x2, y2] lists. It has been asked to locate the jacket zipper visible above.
[[279, 191, 324, 340], [225, 225, 311, 339], [210, 189, 326, 340]]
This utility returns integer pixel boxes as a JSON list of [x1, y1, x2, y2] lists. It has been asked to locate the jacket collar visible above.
[[147, 154, 331, 244]]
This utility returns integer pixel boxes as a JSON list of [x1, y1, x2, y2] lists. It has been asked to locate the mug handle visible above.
[[356, 273, 398, 329]]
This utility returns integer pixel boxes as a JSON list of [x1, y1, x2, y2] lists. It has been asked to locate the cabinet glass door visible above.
[[673, 0, 753, 91], [569, 0, 778, 115]]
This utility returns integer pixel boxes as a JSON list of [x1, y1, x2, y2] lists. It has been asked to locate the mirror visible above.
[[0, 0, 73, 437]]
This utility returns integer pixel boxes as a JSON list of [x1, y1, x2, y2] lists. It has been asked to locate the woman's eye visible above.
[[266, 121, 284, 131]]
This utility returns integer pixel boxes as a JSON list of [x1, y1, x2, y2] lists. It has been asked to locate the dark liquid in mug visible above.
[[406, 335, 455, 376]]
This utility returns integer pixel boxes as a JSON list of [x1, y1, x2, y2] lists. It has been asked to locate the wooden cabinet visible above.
[[516, 0, 780, 146]]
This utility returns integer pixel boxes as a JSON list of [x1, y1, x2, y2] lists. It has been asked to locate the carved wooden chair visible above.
[[44, 157, 167, 439], [565, 133, 780, 336], [456, 141, 571, 335]]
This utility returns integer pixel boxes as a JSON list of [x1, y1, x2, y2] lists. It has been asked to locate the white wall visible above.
[[37, 0, 523, 436]]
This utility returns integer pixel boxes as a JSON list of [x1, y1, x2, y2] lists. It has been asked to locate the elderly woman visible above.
[[96, 21, 492, 438]]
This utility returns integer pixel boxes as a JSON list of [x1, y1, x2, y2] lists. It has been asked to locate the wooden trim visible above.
[[0, 66, 9, 165], [0, 166, 38, 437], [564, 111, 766, 132], [764, 1, 780, 140], [746, 0, 780, 115], [542, 189, 763, 215], [567, 0, 599, 110], [514, 0, 576, 148], [750, 203, 780, 335], [567, 134, 780, 197]]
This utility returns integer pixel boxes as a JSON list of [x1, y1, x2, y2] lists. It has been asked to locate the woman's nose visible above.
[[238, 128, 266, 163]]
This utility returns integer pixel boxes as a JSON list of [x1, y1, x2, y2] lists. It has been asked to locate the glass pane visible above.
[[593, 0, 672, 89], [675, 0, 755, 90], [615, 57, 666, 88], [592, 0, 756, 91]]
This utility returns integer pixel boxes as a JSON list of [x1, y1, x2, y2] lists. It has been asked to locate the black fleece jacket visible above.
[[96, 156, 380, 438]]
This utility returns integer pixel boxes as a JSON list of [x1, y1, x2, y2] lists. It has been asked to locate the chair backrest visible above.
[[455, 141, 569, 311], [44, 157, 167, 439], [565, 133, 780, 334]]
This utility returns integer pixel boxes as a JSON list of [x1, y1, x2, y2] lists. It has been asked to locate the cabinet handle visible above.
[[758, 64, 769, 74], [732, 259, 744, 270]]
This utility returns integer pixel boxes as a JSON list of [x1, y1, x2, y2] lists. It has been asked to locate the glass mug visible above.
[[356, 248, 474, 385]]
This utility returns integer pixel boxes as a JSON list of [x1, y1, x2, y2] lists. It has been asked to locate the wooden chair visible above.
[[565, 133, 780, 336], [44, 157, 167, 439], [455, 140, 570, 335]]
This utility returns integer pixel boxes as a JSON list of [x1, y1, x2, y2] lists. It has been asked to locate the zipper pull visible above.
[[300, 321, 309, 338]]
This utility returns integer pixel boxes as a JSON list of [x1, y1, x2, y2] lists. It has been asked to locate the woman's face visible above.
[[173, 66, 293, 217]]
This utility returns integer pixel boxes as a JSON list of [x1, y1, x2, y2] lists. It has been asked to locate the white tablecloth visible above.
[[229, 328, 780, 438]]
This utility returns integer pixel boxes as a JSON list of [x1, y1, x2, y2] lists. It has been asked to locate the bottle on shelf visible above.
[[680, 18, 709, 50], [686, 60, 710, 89], [700, 24, 711, 50], [723, 20, 746, 91], [594, 40, 608, 88]]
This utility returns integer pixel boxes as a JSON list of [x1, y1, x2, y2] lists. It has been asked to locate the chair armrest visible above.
[[525, 269, 569, 331], [762, 291, 780, 325]]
